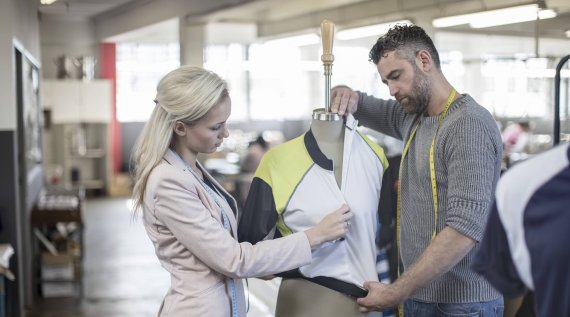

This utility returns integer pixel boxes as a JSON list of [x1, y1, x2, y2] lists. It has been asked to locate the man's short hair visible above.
[[369, 24, 441, 70]]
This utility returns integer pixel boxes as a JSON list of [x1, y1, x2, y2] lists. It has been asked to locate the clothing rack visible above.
[[554, 54, 570, 146]]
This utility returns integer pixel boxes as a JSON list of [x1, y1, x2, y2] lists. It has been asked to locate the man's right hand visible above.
[[331, 86, 359, 116]]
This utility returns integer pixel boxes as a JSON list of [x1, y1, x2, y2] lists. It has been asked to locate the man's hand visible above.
[[357, 281, 406, 313], [331, 86, 359, 116], [357, 227, 476, 313]]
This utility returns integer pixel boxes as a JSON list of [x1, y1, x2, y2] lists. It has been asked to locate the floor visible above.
[[28, 197, 279, 317]]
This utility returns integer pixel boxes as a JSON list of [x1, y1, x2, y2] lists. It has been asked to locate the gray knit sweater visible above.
[[356, 92, 502, 303]]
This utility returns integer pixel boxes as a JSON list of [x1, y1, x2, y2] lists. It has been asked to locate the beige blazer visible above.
[[142, 149, 312, 317]]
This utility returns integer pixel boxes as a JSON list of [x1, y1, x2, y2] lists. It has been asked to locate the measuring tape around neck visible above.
[[395, 89, 456, 317]]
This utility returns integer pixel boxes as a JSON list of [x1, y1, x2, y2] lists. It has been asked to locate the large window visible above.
[[115, 29, 570, 132], [203, 36, 389, 122], [480, 57, 551, 118], [204, 44, 249, 121], [116, 43, 179, 122], [247, 43, 318, 120]]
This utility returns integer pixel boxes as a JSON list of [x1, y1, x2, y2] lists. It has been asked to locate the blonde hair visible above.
[[131, 65, 228, 214]]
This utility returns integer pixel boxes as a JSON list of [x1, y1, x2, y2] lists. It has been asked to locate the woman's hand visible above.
[[305, 204, 352, 249]]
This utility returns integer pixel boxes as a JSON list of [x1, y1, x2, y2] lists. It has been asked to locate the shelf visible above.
[[46, 123, 110, 196], [33, 194, 84, 298], [72, 179, 104, 189], [70, 148, 105, 159]]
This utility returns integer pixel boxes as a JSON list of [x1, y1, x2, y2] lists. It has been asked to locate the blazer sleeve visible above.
[[154, 172, 312, 279]]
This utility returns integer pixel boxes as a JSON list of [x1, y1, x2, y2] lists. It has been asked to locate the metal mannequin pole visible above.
[[313, 19, 341, 122]]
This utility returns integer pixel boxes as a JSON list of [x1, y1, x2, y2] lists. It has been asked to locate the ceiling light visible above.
[[337, 20, 413, 40], [432, 4, 557, 29], [40, 0, 58, 4], [264, 34, 319, 47], [565, 30, 570, 38]]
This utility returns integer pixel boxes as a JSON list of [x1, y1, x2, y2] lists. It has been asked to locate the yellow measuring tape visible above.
[[395, 89, 456, 317]]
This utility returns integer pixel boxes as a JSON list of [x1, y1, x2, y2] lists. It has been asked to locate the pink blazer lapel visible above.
[[198, 160, 239, 237], [163, 149, 238, 237]]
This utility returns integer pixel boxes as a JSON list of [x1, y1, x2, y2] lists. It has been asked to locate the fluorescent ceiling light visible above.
[[433, 4, 557, 29], [264, 34, 319, 47], [40, 0, 58, 4], [337, 20, 412, 40]]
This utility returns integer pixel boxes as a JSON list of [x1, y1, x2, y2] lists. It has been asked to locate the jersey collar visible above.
[[304, 129, 333, 171], [305, 114, 358, 171]]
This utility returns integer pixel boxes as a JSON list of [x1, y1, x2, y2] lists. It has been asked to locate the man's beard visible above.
[[399, 70, 432, 115]]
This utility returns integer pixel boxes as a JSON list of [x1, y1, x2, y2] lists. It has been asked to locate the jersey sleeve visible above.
[[238, 176, 279, 244], [377, 155, 400, 249], [472, 201, 528, 298]]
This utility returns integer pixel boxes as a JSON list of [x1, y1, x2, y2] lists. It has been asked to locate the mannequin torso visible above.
[[311, 118, 345, 186]]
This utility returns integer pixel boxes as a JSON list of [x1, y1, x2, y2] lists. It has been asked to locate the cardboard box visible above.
[[41, 253, 77, 298], [109, 173, 132, 197]]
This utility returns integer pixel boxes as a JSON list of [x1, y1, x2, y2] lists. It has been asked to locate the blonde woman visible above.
[[131, 65, 352, 317]]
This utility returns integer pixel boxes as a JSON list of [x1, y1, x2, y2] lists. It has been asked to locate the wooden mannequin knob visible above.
[[321, 19, 334, 65]]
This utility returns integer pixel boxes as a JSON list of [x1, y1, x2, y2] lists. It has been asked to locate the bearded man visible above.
[[331, 24, 504, 317]]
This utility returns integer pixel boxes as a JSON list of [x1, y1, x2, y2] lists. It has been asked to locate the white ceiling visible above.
[[38, 0, 141, 19], [105, 18, 179, 43], [38, 0, 570, 42]]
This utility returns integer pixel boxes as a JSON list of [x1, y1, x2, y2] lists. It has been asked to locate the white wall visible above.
[[0, 1, 41, 313], [0, 0, 40, 130], [40, 16, 97, 79]]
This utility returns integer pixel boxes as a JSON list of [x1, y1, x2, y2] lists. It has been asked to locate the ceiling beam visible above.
[[93, 0, 259, 41]]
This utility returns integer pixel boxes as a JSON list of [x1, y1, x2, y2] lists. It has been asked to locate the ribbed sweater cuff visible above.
[[446, 200, 489, 242]]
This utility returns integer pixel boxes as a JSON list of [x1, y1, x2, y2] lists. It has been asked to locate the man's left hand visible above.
[[357, 281, 406, 313]]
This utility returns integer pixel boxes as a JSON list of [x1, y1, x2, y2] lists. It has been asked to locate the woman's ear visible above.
[[173, 121, 187, 137]]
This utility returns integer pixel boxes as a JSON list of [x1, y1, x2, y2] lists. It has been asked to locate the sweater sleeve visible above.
[[354, 92, 407, 141], [444, 116, 501, 242]]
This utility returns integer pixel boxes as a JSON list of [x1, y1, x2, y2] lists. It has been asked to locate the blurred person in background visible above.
[[502, 121, 531, 156], [236, 134, 270, 207], [240, 134, 269, 173]]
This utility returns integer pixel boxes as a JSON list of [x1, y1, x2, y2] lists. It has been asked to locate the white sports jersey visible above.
[[474, 143, 570, 317], [238, 115, 388, 289]]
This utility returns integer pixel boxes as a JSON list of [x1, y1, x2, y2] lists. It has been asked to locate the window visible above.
[[204, 44, 248, 122], [116, 43, 179, 122]]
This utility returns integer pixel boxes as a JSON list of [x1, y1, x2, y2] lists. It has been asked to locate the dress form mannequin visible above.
[[275, 116, 379, 317], [274, 19, 380, 317]]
